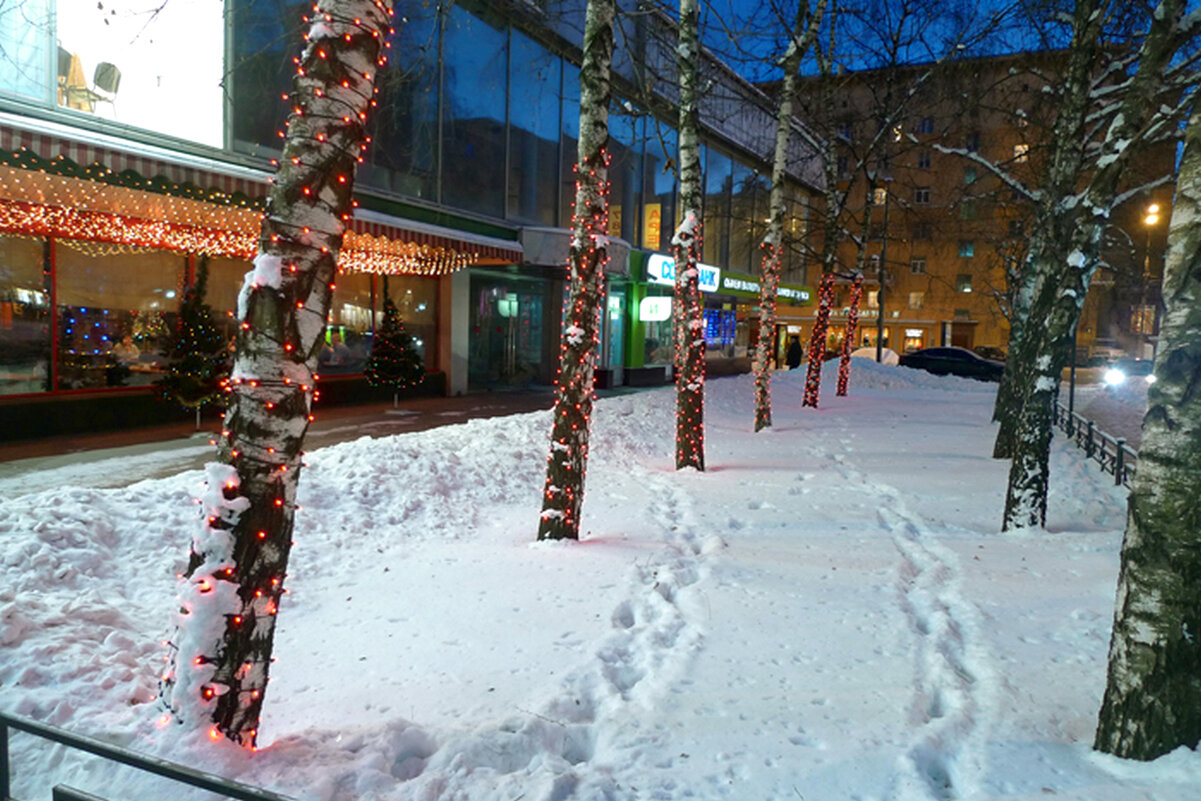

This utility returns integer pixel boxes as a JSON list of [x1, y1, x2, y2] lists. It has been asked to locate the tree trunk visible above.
[[160, 0, 393, 748], [537, 0, 615, 540], [999, 0, 1187, 527], [673, 0, 705, 471], [802, 271, 836, 408], [836, 274, 863, 396], [754, 0, 822, 432], [1095, 107, 1201, 761]]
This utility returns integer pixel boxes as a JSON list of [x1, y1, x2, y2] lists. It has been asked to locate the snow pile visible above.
[[3, 361, 1198, 801]]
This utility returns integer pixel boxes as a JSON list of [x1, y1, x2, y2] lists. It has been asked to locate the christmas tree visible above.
[[364, 295, 425, 405], [156, 258, 230, 426]]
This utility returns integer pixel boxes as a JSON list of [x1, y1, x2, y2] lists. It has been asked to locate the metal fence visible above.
[[1053, 401, 1137, 488], [1, 712, 294, 801]]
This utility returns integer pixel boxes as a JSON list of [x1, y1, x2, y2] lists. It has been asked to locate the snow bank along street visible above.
[[3, 360, 1200, 801]]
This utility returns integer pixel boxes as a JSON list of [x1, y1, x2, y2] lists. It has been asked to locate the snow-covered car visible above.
[[1103, 358, 1156, 388], [898, 346, 1005, 382]]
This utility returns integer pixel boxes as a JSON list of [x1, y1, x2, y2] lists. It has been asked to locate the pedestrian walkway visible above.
[[0, 389, 555, 477]]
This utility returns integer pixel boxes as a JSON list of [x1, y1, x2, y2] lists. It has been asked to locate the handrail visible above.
[[1053, 401, 1138, 488], [1, 712, 294, 801]]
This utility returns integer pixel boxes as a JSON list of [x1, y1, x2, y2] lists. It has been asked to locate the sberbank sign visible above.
[[646, 254, 721, 293]]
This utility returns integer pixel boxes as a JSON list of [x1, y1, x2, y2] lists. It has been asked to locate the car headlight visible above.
[[1146, 373, 1157, 384], [1104, 368, 1126, 386]]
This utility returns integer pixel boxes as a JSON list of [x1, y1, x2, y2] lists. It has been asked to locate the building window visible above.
[[964, 167, 977, 184], [0, 235, 50, 396], [914, 186, 930, 204], [910, 257, 927, 274], [918, 116, 934, 134], [960, 201, 977, 220], [956, 274, 973, 293], [909, 291, 925, 309], [837, 155, 849, 176], [958, 241, 975, 258], [867, 290, 880, 308], [872, 187, 888, 206], [917, 150, 931, 169], [966, 132, 980, 152], [912, 223, 933, 241], [1008, 219, 1024, 237], [1013, 143, 1030, 163]]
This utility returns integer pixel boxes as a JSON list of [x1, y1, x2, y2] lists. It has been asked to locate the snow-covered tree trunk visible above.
[[1095, 107, 1201, 760], [673, 0, 705, 471], [802, 270, 836, 407], [160, 0, 393, 747], [754, 0, 823, 432], [1000, 0, 1188, 529], [836, 273, 863, 396], [537, 0, 615, 540]]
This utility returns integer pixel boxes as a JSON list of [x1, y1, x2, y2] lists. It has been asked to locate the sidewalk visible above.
[[0, 388, 561, 484]]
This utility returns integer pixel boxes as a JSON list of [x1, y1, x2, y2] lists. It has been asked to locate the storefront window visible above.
[[0, 0, 52, 102], [206, 257, 253, 346], [442, 6, 507, 219], [703, 305, 737, 357], [643, 125, 677, 252], [729, 162, 755, 272], [230, 0, 305, 156], [55, 0, 224, 146], [364, 1, 440, 200], [608, 105, 642, 243], [0, 236, 51, 395], [508, 31, 561, 225], [54, 244, 185, 390], [560, 62, 581, 228], [379, 276, 438, 371], [320, 271, 376, 375], [641, 288, 672, 366], [704, 147, 731, 267]]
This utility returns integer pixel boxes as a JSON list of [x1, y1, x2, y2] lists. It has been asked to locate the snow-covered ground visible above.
[[3, 361, 1196, 801]]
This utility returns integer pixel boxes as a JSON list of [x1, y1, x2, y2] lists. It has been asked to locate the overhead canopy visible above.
[[0, 126, 522, 275]]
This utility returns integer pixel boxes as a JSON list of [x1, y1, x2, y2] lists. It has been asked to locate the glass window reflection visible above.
[[0, 236, 51, 395], [442, 6, 507, 218], [508, 31, 561, 224]]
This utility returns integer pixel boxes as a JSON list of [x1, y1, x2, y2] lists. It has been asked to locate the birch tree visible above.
[[754, 0, 826, 432], [160, 0, 394, 747], [992, 0, 1201, 529], [1095, 105, 1201, 761], [537, 0, 616, 539], [673, 0, 705, 471]]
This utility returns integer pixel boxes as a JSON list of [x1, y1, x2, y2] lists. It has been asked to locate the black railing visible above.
[[1053, 401, 1137, 488], [1, 712, 293, 801]]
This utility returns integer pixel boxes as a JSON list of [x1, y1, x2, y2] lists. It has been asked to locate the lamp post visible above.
[[1139, 202, 1161, 359]]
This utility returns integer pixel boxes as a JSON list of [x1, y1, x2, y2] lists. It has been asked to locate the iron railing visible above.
[[1053, 401, 1137, 488], [1, 712, 293, 801]]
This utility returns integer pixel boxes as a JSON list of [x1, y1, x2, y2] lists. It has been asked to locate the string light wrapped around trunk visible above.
[[836, 274, 863, 397], [803, 271, 837, 408]]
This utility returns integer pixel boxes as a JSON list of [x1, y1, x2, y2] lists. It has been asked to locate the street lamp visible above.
[[1138, 202, 1161, 358]]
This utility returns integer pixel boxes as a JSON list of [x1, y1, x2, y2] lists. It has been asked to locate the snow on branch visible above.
[[932, 143, 1038, 203]]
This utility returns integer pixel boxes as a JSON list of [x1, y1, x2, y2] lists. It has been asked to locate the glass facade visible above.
[[54, 245, 186, 390], [0, 236, 50, 396], [442, 7, 508, 218]]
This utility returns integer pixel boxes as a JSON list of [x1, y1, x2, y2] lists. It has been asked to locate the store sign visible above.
[[722, 276, 759, 294], [905, 328, 924, 337], [639, 296, 673, 321], [646, 254, 721, 293], [779, 286, 811, 303]]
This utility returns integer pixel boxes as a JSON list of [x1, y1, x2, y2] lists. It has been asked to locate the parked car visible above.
[[973, 345, 1007, 362], [899, 346, 1005, 382], [1103, 358, 1155, 388]]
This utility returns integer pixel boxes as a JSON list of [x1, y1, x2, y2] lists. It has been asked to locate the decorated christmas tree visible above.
[[364, 294, 425, 405], [156, 258, 230, 426]]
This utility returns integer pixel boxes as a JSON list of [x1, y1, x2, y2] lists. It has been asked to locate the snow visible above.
[[3, 361, 1197, 801]]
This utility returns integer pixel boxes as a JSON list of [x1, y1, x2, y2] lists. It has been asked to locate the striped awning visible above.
[[0, 121, 523, 273]]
